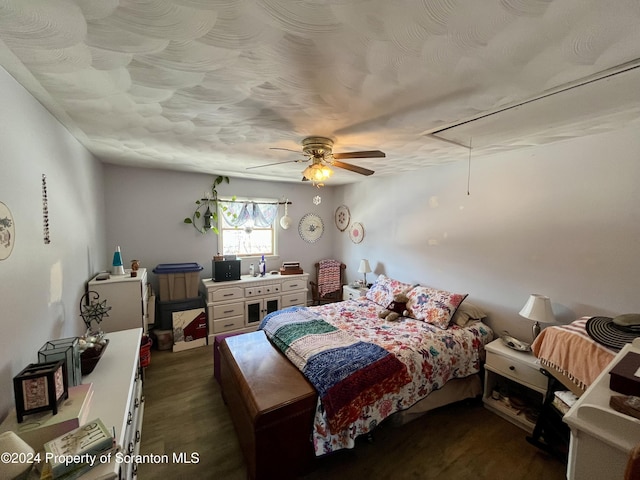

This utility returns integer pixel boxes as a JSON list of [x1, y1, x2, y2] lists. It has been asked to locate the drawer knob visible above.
[[509, 365, 515, 371]]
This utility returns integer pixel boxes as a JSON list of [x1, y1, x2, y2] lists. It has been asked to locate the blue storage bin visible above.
[[153, 263, 203, 301]]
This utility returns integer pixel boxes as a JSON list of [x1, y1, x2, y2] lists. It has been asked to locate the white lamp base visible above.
[[532, 321, 541, 342]]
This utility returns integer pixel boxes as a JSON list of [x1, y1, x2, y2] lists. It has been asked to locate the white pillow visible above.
[[452, 301, 487, 327]]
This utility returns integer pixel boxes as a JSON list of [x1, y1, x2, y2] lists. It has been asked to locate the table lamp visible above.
[[358, 259, 372, 286], [519, 294, 555, 341]]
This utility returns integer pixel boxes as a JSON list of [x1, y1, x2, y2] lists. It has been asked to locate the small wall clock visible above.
[[334, 205, 350, 231], [349, 222, 365, 244], [298, 213, 324, 243]]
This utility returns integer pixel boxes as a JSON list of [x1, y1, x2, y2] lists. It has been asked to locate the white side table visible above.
[[342, 285, 368, 301], [483, 338, 548, 432]]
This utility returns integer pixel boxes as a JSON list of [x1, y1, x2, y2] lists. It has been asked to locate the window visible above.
[[218, 199, 278, 257]]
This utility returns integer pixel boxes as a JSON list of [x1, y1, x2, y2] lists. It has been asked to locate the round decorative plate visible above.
[[349, 222, 364, 244], [298, 213, 324, 243], [0, 201, 15, 260], [334, 205, 350, 231]]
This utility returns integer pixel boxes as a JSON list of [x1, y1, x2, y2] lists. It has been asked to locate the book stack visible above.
[[40, 418, 114, 480], [552, 390, 578, 415], [0, 383, 94, 452]]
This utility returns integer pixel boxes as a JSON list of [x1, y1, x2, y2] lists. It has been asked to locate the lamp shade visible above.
[[519, 294, 555, 323], [358, 259, 372, 274]]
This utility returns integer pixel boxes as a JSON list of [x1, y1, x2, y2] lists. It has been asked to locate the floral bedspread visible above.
[[260, 297, 493, 456]]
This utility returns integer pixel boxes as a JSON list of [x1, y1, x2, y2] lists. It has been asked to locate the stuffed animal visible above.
[[378, 292, 410, 322]]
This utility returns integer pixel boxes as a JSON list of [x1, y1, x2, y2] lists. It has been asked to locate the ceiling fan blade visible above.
[[270, 147, 302, 153], [246, 159, 304, 170], [332, 150, 385, 160], [332, 160, 375, 176]]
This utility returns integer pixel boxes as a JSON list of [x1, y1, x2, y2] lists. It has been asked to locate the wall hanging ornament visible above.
[[334, 205, 350, 231], [280, 199, 292, 229], [349, 222, 365, 244], [0, 201, 15, 260], [42, 174, 50, 244], [298, 213, 324, 243], [313, 195, 321, 205]]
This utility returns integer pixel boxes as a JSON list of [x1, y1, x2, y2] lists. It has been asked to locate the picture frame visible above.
[[13, 361, 68, 423]]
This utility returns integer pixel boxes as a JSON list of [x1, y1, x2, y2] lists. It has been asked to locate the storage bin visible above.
[[151, 329, 173, 351], [155, 295, 206, 330], [153, 263, 203, 301]]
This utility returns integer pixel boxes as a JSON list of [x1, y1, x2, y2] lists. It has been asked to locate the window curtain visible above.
[[220, 201, 278, 227]]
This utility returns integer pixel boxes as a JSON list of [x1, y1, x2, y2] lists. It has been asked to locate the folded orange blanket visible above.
[[532, 317, 615, 391]]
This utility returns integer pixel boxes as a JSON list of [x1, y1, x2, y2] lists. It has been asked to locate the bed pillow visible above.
[[406, 286, 468, 329], [451, 301, 487, 327], [366, 274, 414, 308]]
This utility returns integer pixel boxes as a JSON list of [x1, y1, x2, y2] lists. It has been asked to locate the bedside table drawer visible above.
[[486, 351, 547, 391]]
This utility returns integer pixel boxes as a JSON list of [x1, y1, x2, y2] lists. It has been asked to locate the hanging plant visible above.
[[183, 175, 235, 234]]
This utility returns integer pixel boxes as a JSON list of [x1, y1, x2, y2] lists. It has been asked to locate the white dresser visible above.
[[564, 339, 640, 480], [88, 270, 148, 333], [17, 329, 144, 479], [201, 273, 308, 343]]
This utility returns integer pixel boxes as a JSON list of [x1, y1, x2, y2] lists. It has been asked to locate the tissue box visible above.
[[610, 352, 640, 396]]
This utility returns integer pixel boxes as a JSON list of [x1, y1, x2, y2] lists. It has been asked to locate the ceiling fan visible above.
[[247, 136, 385, 185]]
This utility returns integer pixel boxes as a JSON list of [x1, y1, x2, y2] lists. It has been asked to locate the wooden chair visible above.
[[309, 260, 346, 305]]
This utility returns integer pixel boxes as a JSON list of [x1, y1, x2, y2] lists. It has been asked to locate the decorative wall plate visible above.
[[298, 213, 324, 243], [349, 222, 364, 244], [334, 205, 350, 231], [0, 201, 15, 260]]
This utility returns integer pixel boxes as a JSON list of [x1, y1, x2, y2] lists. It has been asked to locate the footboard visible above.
[[219, 330, 318, 480]]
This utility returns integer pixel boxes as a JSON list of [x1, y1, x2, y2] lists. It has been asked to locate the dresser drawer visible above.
[[282, 279, 305, 292], [210, 286, 243, 303], [212, 302, 244, 319], [281, 292, 306, 307], [245, 284, 281, 297], [213, 315, 245, 333], [486, 350, 547, 391]]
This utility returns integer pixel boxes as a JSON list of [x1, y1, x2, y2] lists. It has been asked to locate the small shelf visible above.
[[483, 395, 536, 432]]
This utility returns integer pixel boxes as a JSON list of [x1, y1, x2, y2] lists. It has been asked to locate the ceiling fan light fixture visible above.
[[303, 163, 333, 183]]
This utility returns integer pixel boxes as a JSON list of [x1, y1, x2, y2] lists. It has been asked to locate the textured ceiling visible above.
[[1, 0, 639, 185]]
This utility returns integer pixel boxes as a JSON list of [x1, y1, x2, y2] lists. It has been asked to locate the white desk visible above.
[[564, 338, 640, 480]]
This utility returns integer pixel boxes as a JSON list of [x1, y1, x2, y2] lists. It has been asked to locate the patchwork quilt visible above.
[[260, 298, 493, 455]]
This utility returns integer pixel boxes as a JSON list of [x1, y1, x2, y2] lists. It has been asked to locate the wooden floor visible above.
[[139, 344, 567, 480]]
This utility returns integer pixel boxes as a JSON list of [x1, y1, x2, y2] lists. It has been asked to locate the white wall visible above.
[[0, 68, 106, 418], [103, 165, 338, 294], [104, 126, 640, 344], [335, 126, 640, 341]]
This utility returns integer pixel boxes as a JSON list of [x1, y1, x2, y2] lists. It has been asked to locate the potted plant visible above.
[[183, 175, 235, 234]]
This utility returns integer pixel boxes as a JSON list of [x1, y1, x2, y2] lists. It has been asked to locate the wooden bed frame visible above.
[[219, 330, 484, 479]]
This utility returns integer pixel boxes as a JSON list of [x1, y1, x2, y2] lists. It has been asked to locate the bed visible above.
[[220, 273, 494, 475]]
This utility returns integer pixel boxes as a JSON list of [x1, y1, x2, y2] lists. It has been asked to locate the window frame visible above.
[[217, 197, 278, 258]]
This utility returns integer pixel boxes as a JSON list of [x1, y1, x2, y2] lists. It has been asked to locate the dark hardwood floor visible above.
[[138, 343, 567, 480]]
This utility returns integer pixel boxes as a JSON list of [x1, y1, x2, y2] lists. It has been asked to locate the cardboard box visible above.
[[0, 383, 93, 451], [610, 352, 640, 396]]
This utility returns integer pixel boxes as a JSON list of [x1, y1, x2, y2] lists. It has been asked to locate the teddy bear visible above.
[[378, 292, 410, 321]]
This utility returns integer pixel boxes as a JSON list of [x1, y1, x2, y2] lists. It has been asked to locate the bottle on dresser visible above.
[[259, 255, 266, 276]]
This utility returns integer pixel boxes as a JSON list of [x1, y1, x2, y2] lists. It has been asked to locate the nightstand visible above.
[[483, 338, 547, 432], [342, 285, 368, 301]]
